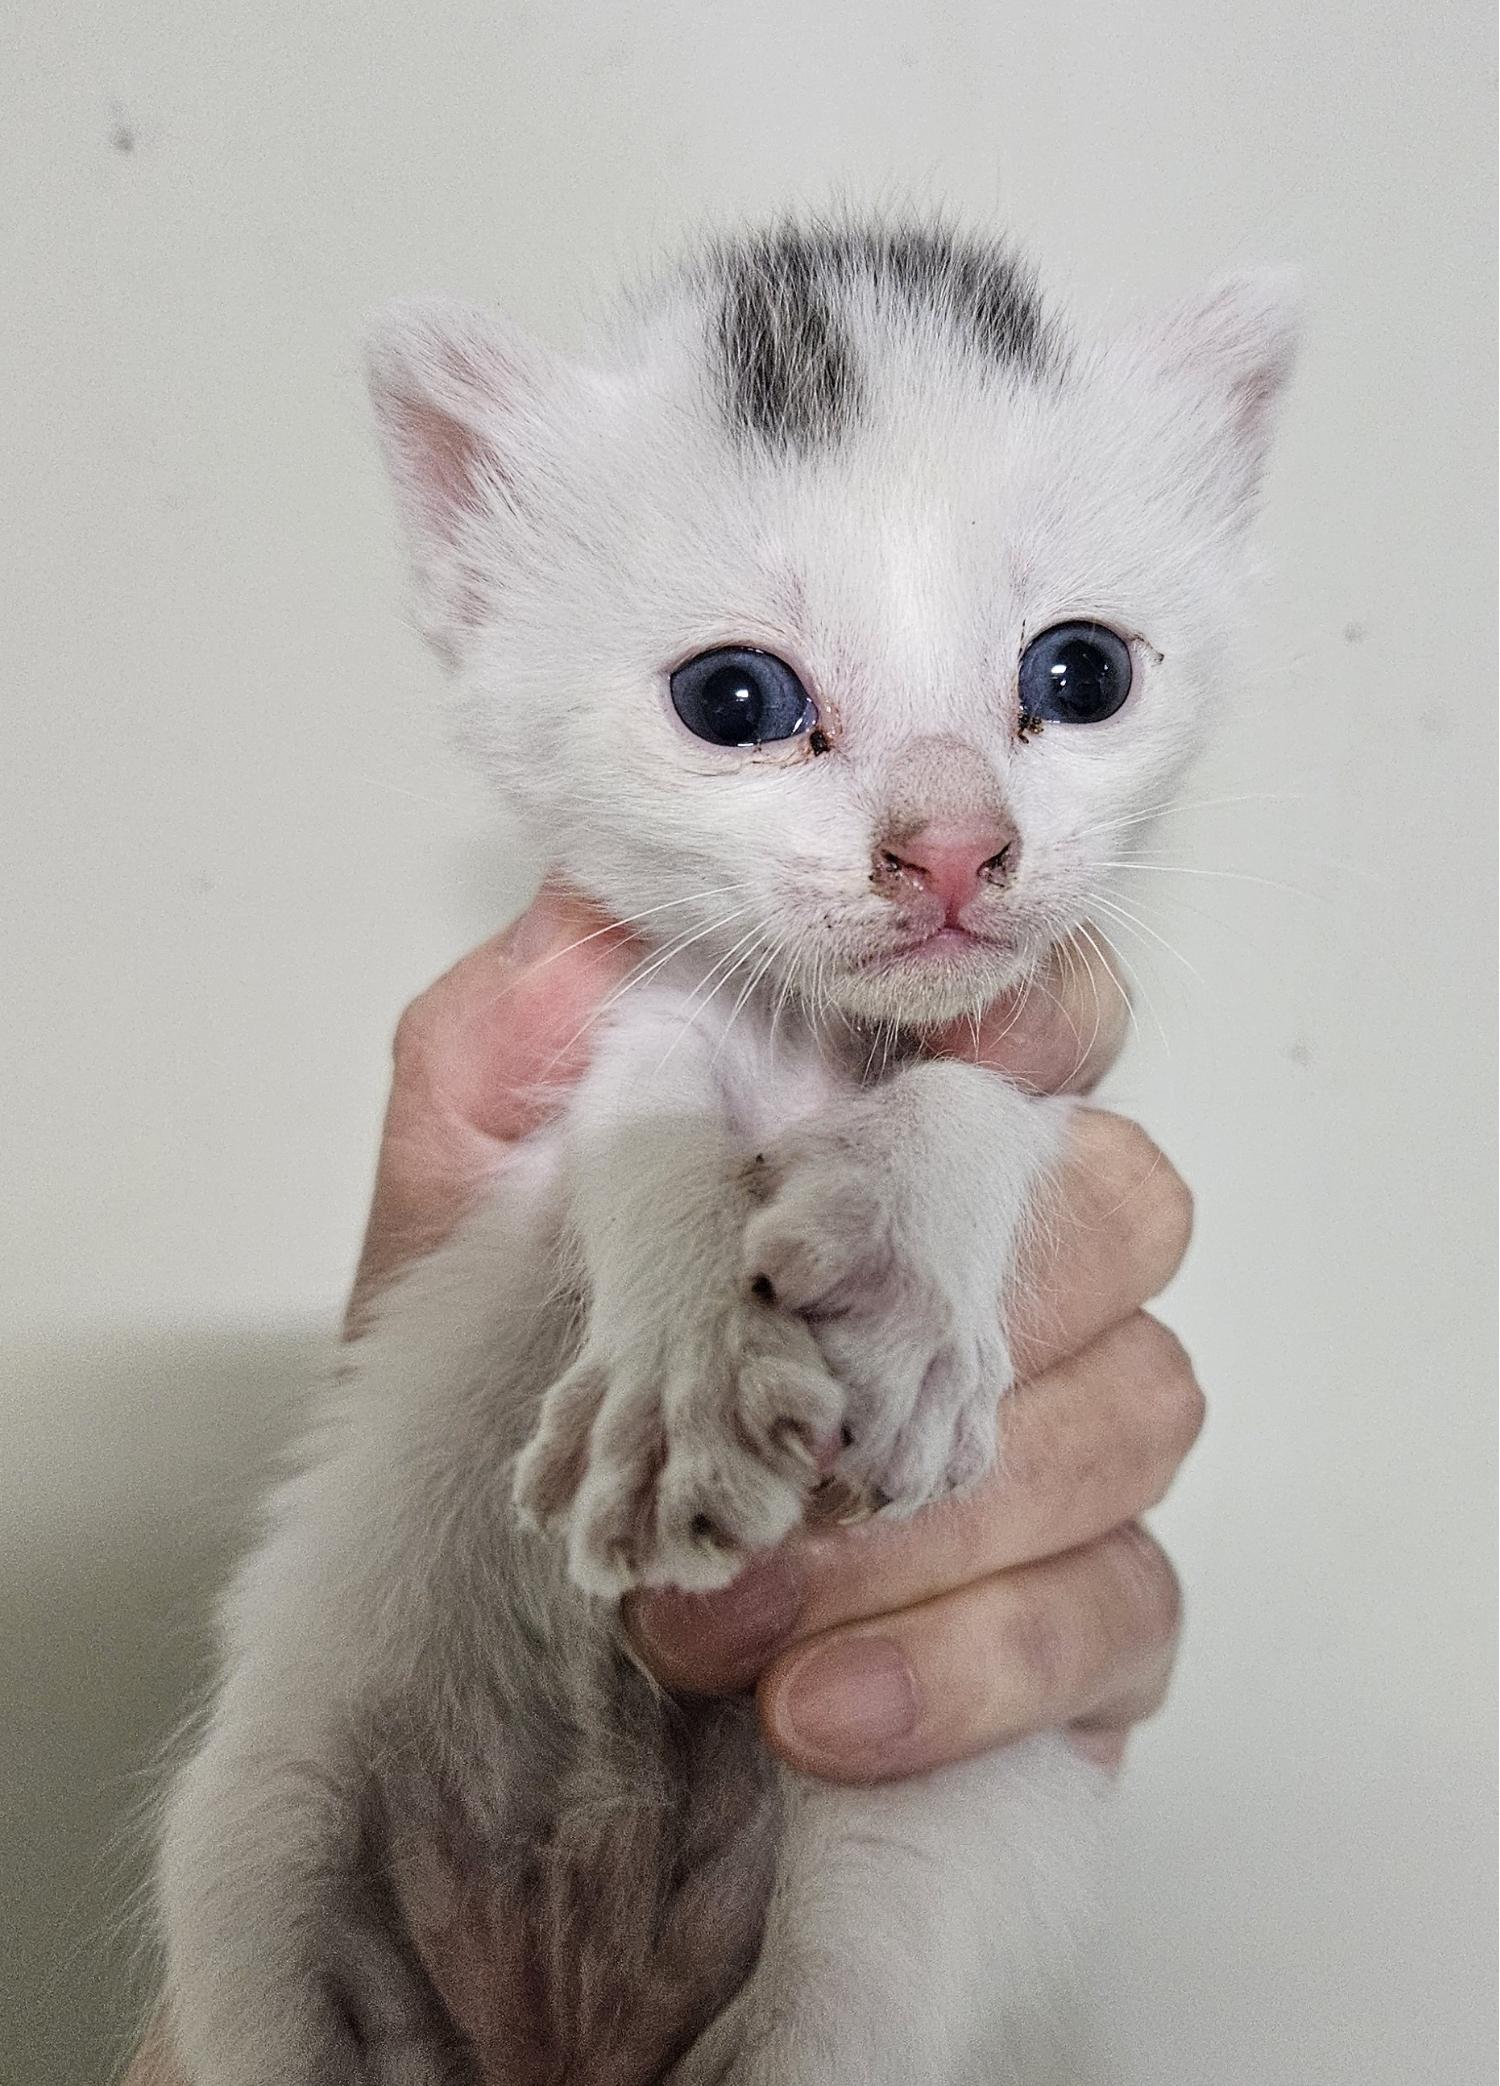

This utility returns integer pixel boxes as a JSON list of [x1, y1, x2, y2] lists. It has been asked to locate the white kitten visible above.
[[156, 221, 1295, 2084]]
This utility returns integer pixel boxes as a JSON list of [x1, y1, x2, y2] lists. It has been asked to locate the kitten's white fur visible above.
[[157, 222, 1294, 2083]]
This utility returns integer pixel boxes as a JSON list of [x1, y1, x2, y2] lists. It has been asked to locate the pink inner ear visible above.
[[402, 396, 492, 530], [1174, 275, 1298, 446], [369, 300, 551, 651], [378, 388, 501, 648]]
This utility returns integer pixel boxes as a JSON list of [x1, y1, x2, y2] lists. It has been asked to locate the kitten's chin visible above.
[[821, 939, 1036, 1028]]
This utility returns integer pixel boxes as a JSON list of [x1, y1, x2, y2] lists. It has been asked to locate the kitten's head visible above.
[[370, 220, 1296, 1027]]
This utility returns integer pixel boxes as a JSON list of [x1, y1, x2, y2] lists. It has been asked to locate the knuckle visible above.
[[1166, 1360, 1207, 1461], [1132, 1318, 1207, 1465], [1004, 1604, 1074, 1706], [1101, 1118, 1194, 1292], [391, 993, 437, 1073], [1112, 1525, 1184, 1648], [390, 981, 465, 1100], [1110, 1112, 1161, 1177], [1152, 1157, 1196, 1269]]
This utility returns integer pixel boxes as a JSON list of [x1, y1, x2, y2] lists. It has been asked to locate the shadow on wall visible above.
[[1, 1325, 325, 2086]]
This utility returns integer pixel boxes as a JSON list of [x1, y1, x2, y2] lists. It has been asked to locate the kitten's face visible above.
[[371, 229, 1294, 1028]]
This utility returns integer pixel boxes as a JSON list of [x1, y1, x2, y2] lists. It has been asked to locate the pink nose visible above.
[[873, 819, 1020, 921]]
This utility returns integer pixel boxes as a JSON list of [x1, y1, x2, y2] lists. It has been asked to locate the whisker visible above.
[[1087, 891, 1208, 992], [537, 901, 762, 1082], [711, 931, 789, 1058], [719, 935, 786, 1060], [445, 883, 766, 1056], [614, 908, 760, 1012], [1094, 859, 1316, 900], [1076, 888, 1210, 1017], [1047, 937, 1106, 1084], [654, 920, 775, 1073], [500, 882, 762, 985], [1076, 915, 1161, 1056], [351, 771, 477, 812], [1087, 789, 1307, 841]]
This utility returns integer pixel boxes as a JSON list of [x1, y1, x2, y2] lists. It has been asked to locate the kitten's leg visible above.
[[160, 1693, 478, 2086], [159, 1180, 576, 2086], [742, 1060, 1070, 1507], [513, 997, 844, 1597], [665, 1071, 1094, 2075], [671, 1736, 1106, 2086]]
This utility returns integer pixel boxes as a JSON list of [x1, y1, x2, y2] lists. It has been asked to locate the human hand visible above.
[[629, 1115, 1197, 1780]]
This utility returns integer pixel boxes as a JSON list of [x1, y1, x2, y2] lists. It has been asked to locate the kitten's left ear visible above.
[[366, 297, 573, 660], [1157, 269, 1302, 488]]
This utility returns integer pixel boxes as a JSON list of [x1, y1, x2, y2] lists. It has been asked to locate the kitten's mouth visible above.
[[859, 923, 1011, 969], [820, 915, 1036, 1024]]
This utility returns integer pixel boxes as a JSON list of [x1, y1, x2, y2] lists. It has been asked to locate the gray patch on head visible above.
[[713, 220, 1054, 452]]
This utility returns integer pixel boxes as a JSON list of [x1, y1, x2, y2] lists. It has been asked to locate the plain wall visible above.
[[2, 2, 1494, 2080]]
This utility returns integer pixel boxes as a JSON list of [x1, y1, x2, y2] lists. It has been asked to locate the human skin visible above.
[[124, 888, 1200, 2083]]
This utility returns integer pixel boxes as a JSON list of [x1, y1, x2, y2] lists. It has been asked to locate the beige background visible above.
[[3, 2, 1494, 2081]]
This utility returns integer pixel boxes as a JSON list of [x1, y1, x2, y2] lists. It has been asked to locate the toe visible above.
[[512, 1362, 607, 1528]]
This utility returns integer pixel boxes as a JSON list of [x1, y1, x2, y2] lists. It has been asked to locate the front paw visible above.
[[742, 1140, 1011, 1510], [514, 1292, 843, 1599]]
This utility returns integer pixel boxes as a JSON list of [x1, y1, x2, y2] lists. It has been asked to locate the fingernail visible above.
[[633, 1553, 806, 1688], [776, 1637, 919, 1760]]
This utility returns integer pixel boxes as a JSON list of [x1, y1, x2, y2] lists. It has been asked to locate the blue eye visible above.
[[669, 647, 817, 747], [1017, 623, 1134, 726]]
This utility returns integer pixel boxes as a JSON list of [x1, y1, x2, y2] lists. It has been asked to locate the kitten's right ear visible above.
[[366, 297, 557, 661], [1150, 270, 1302, 509]]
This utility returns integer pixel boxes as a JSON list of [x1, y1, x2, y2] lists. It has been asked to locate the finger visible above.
[[629, 1108, 1192, 1694], [351, 885, 639, 1313], [758, 1523, 1182, 1784], [928, 928, 1129, 1094], [627, 1311, 1203, 1693], [388, 882, 640, 1145], [789, 1312, 1201, 1639], [1009, 1108, 1194, 1378]]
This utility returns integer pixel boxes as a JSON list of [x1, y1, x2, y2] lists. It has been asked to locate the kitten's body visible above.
[[157, 223, 1294, 2082]]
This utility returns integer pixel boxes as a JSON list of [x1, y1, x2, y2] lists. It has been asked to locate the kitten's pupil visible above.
[[1017, 623, 1133, 725], [702, 664, 761, 738], [670, 646, 815, 747]]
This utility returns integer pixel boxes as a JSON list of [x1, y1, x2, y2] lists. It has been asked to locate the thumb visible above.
[[350, 886, 639, 1318]]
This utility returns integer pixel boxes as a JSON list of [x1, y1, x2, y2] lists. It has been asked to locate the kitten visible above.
[[156, 220, 1295, 2084]]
